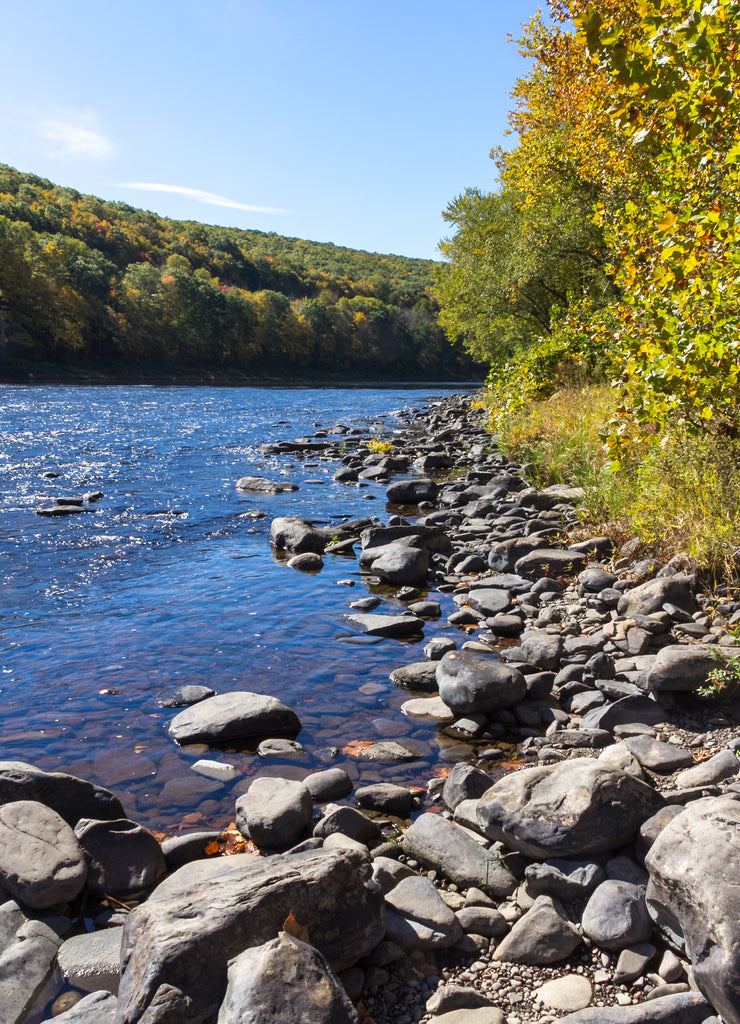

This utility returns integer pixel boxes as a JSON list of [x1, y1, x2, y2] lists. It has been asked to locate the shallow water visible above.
[[0, 383, 483, 834]]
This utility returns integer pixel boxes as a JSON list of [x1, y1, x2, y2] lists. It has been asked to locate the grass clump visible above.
[[484, 383, 740, 579]]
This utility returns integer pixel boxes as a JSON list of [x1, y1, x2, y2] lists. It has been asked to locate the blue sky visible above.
[[0, 1, 541, 261]]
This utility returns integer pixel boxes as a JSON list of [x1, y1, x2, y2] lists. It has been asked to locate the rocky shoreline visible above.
[[6, 391, 740, 1024]]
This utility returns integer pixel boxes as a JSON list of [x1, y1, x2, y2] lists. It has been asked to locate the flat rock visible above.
[[345, 612, 424, 638], [476, 757, 665, 859], [493, 895, 581, 965], [218, 932, 359, 1024], [553, 991, 711, 1023], [535, 973, 593, 1011], [236, 476, 299, 494], [674, 749, 740, 788], [0, 801, 87, 909], [514, 548, 588, 579], [358, 741, 421, 762], [168, 691, 301, 745], [624, 736, 694, 773], [57, 927, 123, 994], [431, 1010, 505, 1024], [402, 813, 516, 897], [116, 848, 385, 1024], [401, 696, 454, 722]]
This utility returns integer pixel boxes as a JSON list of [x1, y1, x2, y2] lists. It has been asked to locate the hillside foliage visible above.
[[0, 164, 481, 379]]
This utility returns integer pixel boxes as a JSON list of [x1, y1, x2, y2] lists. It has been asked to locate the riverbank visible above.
[[5, 391, 740, 1024]]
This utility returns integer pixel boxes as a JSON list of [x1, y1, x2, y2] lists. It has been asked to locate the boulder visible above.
[[617, 578, 697, 618], [581, 880, 653, 951], [645, 794, 740, 1024], [235, 777, 313, 850], [74, 818, 166, 897], [384, 875, 463, 950], [476, 758, 665, 859], [0, 801, 87, 909], [217, 932, 359, 1024], [369, 544, 430, 586], [270, 516, 325, 553], [386, 478, 439, 504], [390, 661, 440, 692], [0, 762, 124, 826], [402, 813, 517, 897], [168, 691, 301, 745], [436, 651, 526, 716], [637, 645, 719, 693], [355, 784, 412, 817], [303, 769, 354, 802], [313, 806, 381, 846], [493, 895, 581, 965], [116, 848, 385, 1024]]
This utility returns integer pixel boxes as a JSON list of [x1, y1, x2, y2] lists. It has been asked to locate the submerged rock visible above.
[[168, 691, 301, 745]]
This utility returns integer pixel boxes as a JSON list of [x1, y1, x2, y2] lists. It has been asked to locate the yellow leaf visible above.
[[281, 911, 311, 943]]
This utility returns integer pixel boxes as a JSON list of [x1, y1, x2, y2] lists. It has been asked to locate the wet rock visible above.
[[303, 768, 354, 802], [345, 612, 424, 638], [270, 516, 325, 553], [402, 813, 517, 897], [168, 691, 301, 745], [236, 476, 299, 494], [257, 738, 305, 757], [287, 552, 324, 572], [117, 848, 385, 1024], [390, 661, 440, 692], [384, 875, 463, 950], [645, 794, 740, 1024], [436, 651, 526, 715], [218, 932, 359, 1024], [386, 478, 439, 504], [236, 777, 313, 850], [582, 879, 652, 951], [476, 757, 665, 859], [358, 741, 421, 762], [0, 801, 87, 909], [47, 991, 118, 1023], [74, 818, 165, 897], [157, 684, 215, 708], [356, 784, 412, 817], [0, 762, 124, 827], [493, 895, 581, 964], [408, 600, 443, 619]]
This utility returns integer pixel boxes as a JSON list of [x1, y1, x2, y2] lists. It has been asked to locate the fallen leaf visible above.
[[342, 740, 373, 756], [205, 841, 220, 856], [281, 910, 311, 943]]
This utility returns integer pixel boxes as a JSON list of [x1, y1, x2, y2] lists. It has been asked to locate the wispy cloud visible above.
[[38, 112, 115, 160], [119, 182, 287, 215]]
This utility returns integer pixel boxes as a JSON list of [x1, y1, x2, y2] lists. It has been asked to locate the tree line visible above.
[[0, 164, 482, 380]]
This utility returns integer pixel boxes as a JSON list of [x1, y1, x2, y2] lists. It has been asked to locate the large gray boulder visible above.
[[581, 880, 653, 951], [637, 645, 719, 693], [235, 777, 313, 850], [617, 578, 697, 618], [270, 516, 326, 553], [645, 794, 740, 1024], [217, 932, 359, 1024], [74, 818, 165, 897], [436, 651, 526, 716], [116, 847, 384, 1024], [0, 762, 124, 826], [369, 544, 430, 586], [402, 813, 517, 897], [0, 801, 87, 909], [168, 691, 301, 745], [476, 758, 665, 859]]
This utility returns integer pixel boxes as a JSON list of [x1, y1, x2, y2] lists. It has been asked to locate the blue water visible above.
[[0, 384, 475, 833]]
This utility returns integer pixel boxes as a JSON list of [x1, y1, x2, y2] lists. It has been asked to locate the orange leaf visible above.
[[342, 740, 372, 756], [281, 910, 311, 943], [205, 841, 221, 856]]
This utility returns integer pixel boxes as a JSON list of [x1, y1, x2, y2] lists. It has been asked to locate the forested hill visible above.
[[0, 164, 482, 380]]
